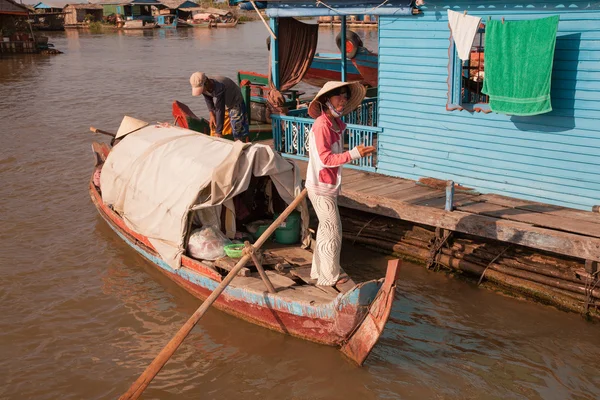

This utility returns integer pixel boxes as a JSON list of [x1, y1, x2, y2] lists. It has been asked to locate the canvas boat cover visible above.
[[100, 122, 308, 268]]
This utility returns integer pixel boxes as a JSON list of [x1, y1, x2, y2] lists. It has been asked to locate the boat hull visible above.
[[304, 48, 378, 87], [89, 178, 396, 348]]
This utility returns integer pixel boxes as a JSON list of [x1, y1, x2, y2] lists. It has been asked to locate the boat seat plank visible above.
[[263, 246, 313, 267], [290, 266, 356, 294], [214, 257, 252, 277], [290, 265, 316, 284], [241, 271, 298, 292], [456, 201, 600, 238], [231, 274, 337, 303]]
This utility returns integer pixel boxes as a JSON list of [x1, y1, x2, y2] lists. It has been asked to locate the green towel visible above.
[[482, 15, 559, 116]]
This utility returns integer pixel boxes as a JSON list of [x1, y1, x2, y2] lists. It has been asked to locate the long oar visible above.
[[90, 126, 116, 137], [119, 188, 308, 400]]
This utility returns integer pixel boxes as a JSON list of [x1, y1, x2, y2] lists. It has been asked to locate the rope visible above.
[[352, 216, 377, 246], [477, 245, 511, 286], [426, 227, 452, 269], [315, 0, 392, 15]]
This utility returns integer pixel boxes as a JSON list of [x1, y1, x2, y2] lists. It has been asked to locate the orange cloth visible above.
[[210, 110, 232, 136]]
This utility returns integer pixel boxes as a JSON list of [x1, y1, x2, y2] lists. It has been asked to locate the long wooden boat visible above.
[[172, 100, 272, 140], [214, 18, 238, 28], [304, 47, 378, 88], [120, 20, 158, 30], [90, 141, 400, 364]]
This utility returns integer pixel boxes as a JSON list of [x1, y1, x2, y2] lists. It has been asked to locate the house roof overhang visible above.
[[233, 0, 414, 17]]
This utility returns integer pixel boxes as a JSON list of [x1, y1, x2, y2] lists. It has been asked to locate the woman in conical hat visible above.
[[305, 81, 375, 287]]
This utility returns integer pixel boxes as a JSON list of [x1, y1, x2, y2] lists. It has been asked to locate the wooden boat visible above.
[[89, 126, 400, 365], [214, 18, 238, 28], [304, 47, 378, 87], [187, 20, 211, 28], [120, 20, 158, 30], [172, 100, 272, 140], [156, 15, 192, 29]]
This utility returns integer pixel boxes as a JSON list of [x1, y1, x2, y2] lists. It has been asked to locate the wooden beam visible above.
[[338, 190, 600, 263]]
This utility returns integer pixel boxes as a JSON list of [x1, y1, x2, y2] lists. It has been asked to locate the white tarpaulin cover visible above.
[[100, 123, 307, 268]]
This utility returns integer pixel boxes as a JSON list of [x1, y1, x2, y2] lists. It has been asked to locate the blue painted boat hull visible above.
[[89, 165, 400, 361]]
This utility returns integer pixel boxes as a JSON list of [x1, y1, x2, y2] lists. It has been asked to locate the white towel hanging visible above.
[[447, 9, 482, 61]]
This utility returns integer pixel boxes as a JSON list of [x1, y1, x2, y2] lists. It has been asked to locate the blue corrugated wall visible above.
[[377, 1, 600, 210]]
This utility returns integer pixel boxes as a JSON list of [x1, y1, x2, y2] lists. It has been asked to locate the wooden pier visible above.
[[291, 159, 600, 318]]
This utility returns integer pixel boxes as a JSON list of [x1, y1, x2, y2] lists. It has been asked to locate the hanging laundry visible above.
[[482, 15, 560, 116], [447, 9, 482, 61]]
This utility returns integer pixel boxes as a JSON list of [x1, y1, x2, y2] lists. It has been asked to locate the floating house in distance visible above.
[[30, 2, 65, 30], [32, 1, 63, 13], [0, 0, 36, 53], [63, 3, 103, 28], [157, 0, 199, 15], [99, 0, 157, 22]]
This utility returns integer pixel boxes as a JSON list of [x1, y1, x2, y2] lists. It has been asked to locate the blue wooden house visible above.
[[246, 0, 600, 212], [99, 0, 160, 21]]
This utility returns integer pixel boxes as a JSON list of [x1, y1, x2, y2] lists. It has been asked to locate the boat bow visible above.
[[341, 259, 401, 365]]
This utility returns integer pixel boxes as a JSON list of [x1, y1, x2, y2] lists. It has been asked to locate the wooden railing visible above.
[[271, 114, 380, 171]]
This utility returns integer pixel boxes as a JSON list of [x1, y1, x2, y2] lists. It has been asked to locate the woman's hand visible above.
[[356, 144, 376, 157]]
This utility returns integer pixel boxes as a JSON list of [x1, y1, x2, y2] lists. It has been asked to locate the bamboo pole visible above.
[[119, 188, 307, 400], [246, 242, 276, 294], [250, 1, 276, 39]]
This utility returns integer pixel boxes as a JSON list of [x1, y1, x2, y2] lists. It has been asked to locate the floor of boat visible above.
[[205, 243, 357, 304]]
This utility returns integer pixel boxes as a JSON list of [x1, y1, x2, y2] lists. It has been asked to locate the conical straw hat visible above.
[[115, 116, 149, 139], [308, 81, 366, 119]]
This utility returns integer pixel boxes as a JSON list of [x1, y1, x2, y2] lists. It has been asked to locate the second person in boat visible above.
[[305, 81, 376, 287], [190, 71, 249, 140]]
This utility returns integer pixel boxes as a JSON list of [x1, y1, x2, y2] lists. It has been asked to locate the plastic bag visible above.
[[187, 225, 232, 260]]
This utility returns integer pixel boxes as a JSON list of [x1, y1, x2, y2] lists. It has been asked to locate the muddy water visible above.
[[1, 22, 600, 400]]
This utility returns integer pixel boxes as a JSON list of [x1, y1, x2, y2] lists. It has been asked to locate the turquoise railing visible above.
[[286, 97, 378, 127], [344, 97, 378, 127], [271, 114, 381, 171]]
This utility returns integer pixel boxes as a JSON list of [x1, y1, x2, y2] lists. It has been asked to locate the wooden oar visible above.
[[90, 126, 116, 137], [119, 188, 308, 400]]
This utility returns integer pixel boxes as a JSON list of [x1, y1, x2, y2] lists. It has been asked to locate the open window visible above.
[[447, 23, 490, 112]]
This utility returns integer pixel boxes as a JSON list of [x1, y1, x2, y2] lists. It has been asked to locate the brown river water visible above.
[[1, 21, 600, 400]]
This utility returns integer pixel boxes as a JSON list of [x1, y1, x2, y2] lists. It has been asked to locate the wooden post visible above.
[[270, 17, 280, 89], [341, 15, 347, 82], [445, 180, 455, 211]]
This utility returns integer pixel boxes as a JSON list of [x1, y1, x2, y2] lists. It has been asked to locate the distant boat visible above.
[[187, 19, 211, 28], [214, 18, 238, 28], [120, 20, 158, 30], [155, 14, 192, 29]]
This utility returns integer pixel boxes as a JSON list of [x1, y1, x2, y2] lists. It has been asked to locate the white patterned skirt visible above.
[[308, 190, 342, 286]]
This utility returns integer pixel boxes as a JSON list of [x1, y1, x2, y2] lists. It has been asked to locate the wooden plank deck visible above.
[[292, 159, 600, 263]]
